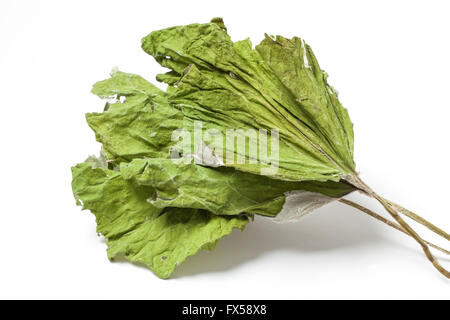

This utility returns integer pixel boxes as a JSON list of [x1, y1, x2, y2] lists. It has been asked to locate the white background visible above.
[[1, 0, 449, 299]]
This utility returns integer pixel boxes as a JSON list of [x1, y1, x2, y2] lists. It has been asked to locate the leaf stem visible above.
[[345, 175, 449, 279], [381, 197, 449, 241], [339, 198, 450, 255]]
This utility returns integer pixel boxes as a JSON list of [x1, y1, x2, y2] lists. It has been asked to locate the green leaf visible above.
[[107, 207, 248, 279], [71, 161, 161, 239], [255, 34, 355, 168], [121, 158, 354, 217], [71, 159, 249, 278], [87, 71, 183, 162], [142, 19, 356, 182]]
